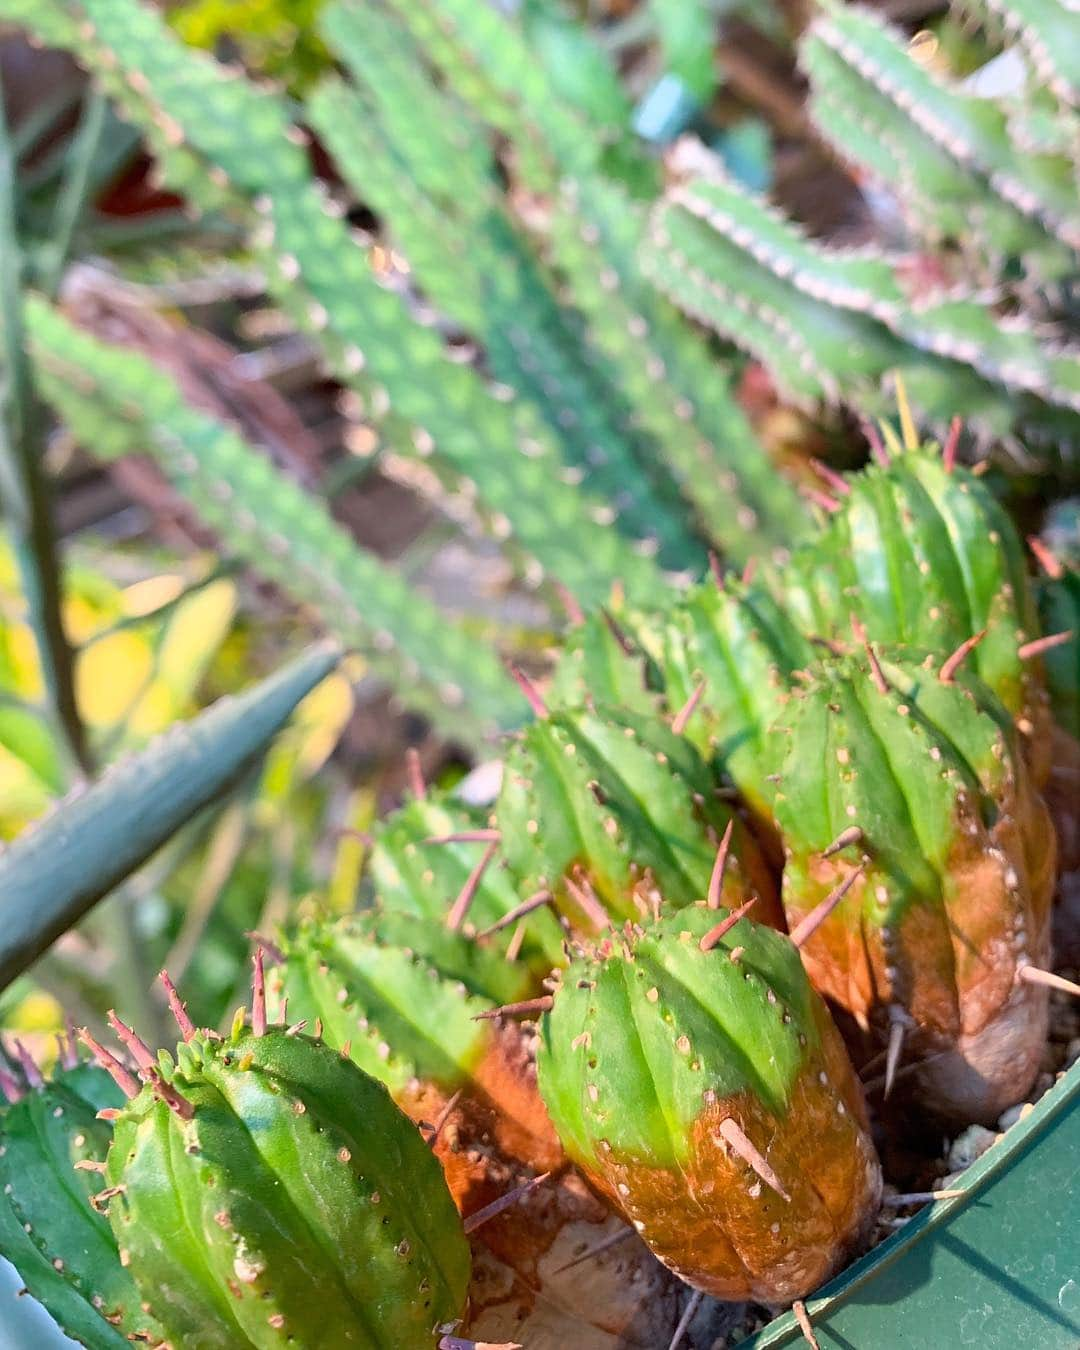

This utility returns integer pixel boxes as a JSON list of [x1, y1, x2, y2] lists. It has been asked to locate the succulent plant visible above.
[[545, 605, 662, 718], [535, 904, 882, 1302], [365, 781, 564, 979], [0, 1038, 162, 1348], [82, 962, 472, 1348], [772, 422, 1054, 781], [658, 573, 814, 843], [497, 691, 782, 934], [769, 644, 1057, 1124], [266, 911, 563, 1189]]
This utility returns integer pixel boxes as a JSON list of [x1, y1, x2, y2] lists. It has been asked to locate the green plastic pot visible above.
[[749, 1055, 1080, 1348]]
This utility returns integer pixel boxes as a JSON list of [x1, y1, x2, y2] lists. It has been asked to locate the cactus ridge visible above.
[[367, 793, 565, 974], [659, 576, 815, 828], [88, 971, 471, 1348], [546, 608, 663, 718], [271, 912, 535, 1098], [498, 703, 780, 932], [0, 1051, 158, 1348], [535, 904, 882, 1301]]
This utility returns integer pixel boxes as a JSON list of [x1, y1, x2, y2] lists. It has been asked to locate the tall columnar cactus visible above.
[[535, 904, 882, 1301], [266, 912, 563, 1187], [801, 1, 1080, 273], [772, 426, 1053, 779], [0, 1041, 161, 1348], [769, 645, 1057, 1124], [84, 964, 472, 1348], [640, 0, 1080, 456], [24, 296, 521, 739], [497, 693, 782, 934], [643, 140, 1080, 447], [658, 573, 815, 841]]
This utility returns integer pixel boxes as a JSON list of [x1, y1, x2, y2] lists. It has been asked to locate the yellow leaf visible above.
[[156, 578, 237, 699], [76, 630, 153, 727]]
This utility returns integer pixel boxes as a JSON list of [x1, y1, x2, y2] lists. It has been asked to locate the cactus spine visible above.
[[535, 905, 882, 1301]]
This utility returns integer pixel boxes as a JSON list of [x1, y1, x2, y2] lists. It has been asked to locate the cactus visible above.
[[366, 789, 565, 977], [0, 1039, 161, 1348], [658, 573, 815, 840], [497, 692, 781, 934], [641, 2, 1080, 457], [643, 141, 1080, 446], [84, 963, 472, 1348], [769, 644, 1056, 1124], [771, 420, 1053, 779], [265, 910, 563, 1230], [23, 294, 521, 738], [546, 606, 663, 718], [535, 904, 882, 1301], [9, 0, 672, 609]]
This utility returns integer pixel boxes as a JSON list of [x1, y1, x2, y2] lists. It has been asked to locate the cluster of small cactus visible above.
[[5, 411, 1076, 1344]]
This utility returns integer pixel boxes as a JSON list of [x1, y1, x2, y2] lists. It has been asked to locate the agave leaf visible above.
[[749, 1056, 1080, 1346], [0, 641, 340, 990]]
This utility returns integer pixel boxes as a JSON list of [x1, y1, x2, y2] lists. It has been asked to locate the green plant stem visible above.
[[41, 85, 108, 296], [0, 72, 90, 777]]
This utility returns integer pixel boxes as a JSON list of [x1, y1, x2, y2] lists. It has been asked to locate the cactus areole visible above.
[[535, 905, 881, 1302], [93, 980, 470, 1348], [771, 646, 1056, 1124]]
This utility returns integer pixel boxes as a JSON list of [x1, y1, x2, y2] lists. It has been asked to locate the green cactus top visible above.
[[103, 1024, 470, 1349], [660, 577, 814, 816], [546, 609, 663, 717], [498, 704, 767, 929], [272, 910, 535, 1099], [778, 443, 1039, 723], [367, 792, 564, 973], [770, 646, 1019, 930], [0, 1061, 160, 1349], [536, 905, 819, 1171]]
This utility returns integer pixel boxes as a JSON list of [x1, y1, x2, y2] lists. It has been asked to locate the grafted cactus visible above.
[[497, 695, 781, 934], [770, 645, 1056, 1123], [0, 1041, 161, 1348], [535, 904, 882, 1301], [84, 965, 471, 1348], [771, 425, 1053, 779], [266, 912, 563, 1185]]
